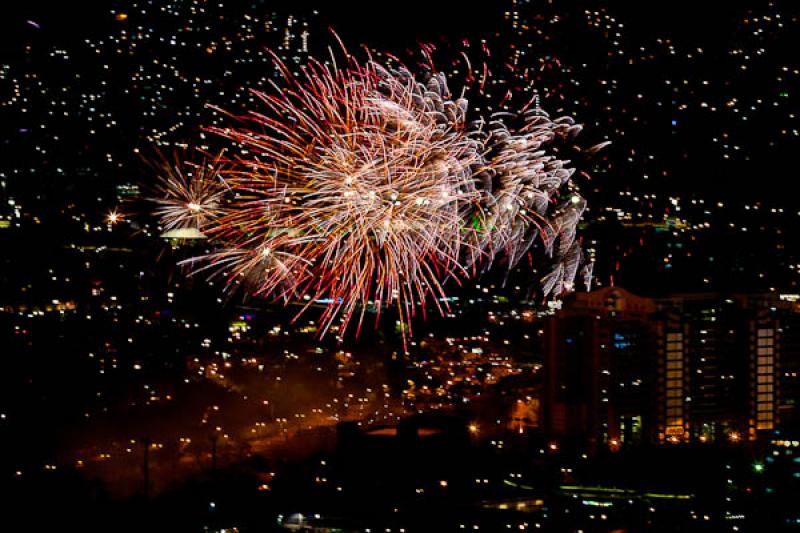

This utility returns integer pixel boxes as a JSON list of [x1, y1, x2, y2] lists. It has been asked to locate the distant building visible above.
[[542, 287, 799, 450], [654, 293, 784, 443], [777, 296, 800, 429], [115, 182, 141, 200], [543, 287, 657, 451]]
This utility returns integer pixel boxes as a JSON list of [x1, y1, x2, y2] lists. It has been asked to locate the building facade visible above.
[[542, 288, 797, 449], [543, 287, 656, 450]]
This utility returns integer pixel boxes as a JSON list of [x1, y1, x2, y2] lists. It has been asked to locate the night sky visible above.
[[2, 2, 800, 531], [3, 0, 799, 199]]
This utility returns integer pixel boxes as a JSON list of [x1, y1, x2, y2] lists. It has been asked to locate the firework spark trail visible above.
[[153, 46, 600, 343]]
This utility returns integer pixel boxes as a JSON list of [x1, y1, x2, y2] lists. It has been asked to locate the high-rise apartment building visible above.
[[542, 288, 798, 449]]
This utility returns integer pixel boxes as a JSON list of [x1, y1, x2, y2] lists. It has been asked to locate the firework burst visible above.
[[469, 106, 593, 297], [151, 153, 228, 231], [192, 55, 483, 337], [153, 47, 600, 342]]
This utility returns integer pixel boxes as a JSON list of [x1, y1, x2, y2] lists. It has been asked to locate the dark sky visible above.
[[3, 0, 797, 200], [2, 0, 766, 48]]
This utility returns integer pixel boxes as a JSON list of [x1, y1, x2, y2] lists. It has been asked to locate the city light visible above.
[[106, 210, 121, 225], [2, 1, 798, 531]]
